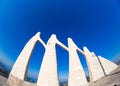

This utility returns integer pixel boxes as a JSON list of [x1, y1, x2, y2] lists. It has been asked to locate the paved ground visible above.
[[0, 75, 7, 86]]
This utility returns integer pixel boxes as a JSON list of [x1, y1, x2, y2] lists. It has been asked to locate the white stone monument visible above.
[[7, 32, 118, 86]]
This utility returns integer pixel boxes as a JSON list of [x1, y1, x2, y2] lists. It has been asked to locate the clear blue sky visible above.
[[0, 0, 120, 82]]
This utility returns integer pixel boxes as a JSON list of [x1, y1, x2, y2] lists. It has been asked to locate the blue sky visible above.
[[0, 0, 120, 82]]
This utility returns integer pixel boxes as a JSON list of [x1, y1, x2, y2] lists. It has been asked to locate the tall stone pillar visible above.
[[68, 38, 88, 86], [8, 32, 41, 85], [98, 56, 118, 75], [83, 47, 105, 82], [37, 34, 59, 86]]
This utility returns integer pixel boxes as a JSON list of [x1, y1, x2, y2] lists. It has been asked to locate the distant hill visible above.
[[60, 83, 67, 86], [60, 81, 68, 86], [0, 62, 9, 78]]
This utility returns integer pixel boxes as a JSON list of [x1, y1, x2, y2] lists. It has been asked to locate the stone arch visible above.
[[7, 32, 46, 86]]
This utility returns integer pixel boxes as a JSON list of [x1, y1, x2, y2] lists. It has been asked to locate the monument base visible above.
[[7, 74, 36, 86]]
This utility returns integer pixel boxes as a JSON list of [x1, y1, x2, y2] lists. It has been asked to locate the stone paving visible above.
[[0, 75, 7, 86]]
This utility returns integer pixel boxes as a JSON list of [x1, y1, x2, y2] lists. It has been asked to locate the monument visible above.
[[7, 32, 118, 86]]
